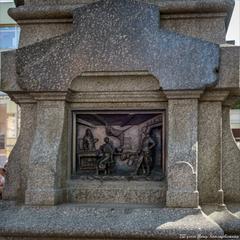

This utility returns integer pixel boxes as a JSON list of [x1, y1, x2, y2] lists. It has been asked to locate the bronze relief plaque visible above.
[[72, 111, 165, 181]]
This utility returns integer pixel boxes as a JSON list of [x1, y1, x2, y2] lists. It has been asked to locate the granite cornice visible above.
[[67, 91, 168, 103], [5, 92, 69, 104], [30, 92, 68, 101], [160, 12, 227, 20], [10, 0, 234, 28], [164, 90, 203, 100], [8, 92, 36, 104], [8, 5, 77, 22]]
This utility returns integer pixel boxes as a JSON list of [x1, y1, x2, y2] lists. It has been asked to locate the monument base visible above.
[[1, 201, 238, 240]]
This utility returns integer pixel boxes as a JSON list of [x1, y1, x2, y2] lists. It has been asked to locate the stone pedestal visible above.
[[1, 0, 240, 238]]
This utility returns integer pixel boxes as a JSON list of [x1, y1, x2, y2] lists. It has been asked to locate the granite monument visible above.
[[0, 0, 240, 239]]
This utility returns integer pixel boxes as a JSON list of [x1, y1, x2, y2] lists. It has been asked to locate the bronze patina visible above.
[[73, 111, 165, 180]]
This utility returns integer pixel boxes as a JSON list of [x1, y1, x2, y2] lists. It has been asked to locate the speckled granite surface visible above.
[[1, 0, 240, 239], [15, 0, 219, 91]]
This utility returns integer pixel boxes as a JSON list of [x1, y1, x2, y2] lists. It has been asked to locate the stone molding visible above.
[[30, 92, 68, 101], [9, 93, 36, 104], [164, 90, 203, 99], [67, 91, 167, 103], [160, 12, 227, 20], [9, 0, 234, 28]]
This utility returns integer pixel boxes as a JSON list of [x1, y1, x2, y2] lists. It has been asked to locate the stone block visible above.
[[217, 45, 240, 89], [67, 180, 166, 205]]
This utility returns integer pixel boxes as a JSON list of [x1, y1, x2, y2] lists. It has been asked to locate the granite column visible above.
[[165, 91, 202, 208], [25, 93, 67, 205]]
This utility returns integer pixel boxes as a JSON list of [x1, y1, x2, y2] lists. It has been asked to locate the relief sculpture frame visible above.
[[71, 110, 166, 181]]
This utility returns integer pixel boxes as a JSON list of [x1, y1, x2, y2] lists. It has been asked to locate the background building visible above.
[[228, 0, 240, 147], [0, 0, 20, 167], [231, 109, 240, 147]]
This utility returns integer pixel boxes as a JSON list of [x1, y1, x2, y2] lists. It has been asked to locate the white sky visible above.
[[227, 0, 240, 45]]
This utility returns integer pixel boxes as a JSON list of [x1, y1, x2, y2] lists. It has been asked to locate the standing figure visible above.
[[97, 137, 115, 175], [135, 133, 155, 175], [82, 128, 98, 151]]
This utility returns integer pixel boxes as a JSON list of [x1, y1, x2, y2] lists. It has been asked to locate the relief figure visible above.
[[97, 137, 115, 175], [83, 128, 98, 151], [135, 133, 156, 175]]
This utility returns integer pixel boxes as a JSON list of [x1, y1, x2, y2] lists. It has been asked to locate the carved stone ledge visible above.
[[30, 92, 68, 101], [67, 91, 167, 103], [9, 0, 234, 28], [160, 12, 227, 20], [164, 90, 203, 100]]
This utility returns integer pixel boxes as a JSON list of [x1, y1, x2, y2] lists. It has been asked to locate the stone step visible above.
[[0, 201, 224, 240]]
